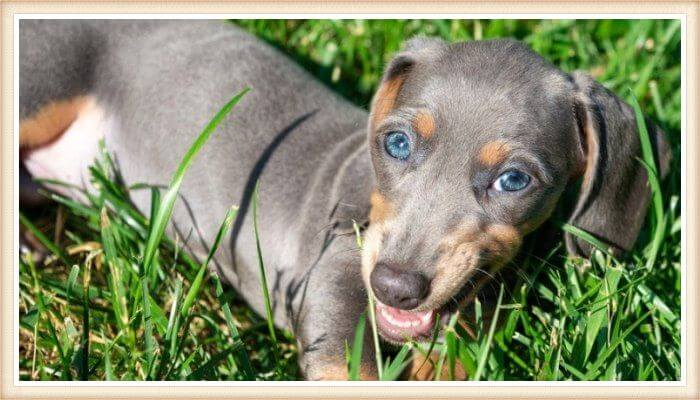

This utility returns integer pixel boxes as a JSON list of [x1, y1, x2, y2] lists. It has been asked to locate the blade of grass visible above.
[[181, 206, 238, 318], [413, 315, 443, 380], [381, 344, 412, 381], [154, 279, 182, 380], [637, 283, 678, 326], [629, 89, 667, 271], [352, 220, 383, 380], [630, 90, 663, 218], [581, 265, 622, 365], [584, 308, 655, 380], [251, 183, 280, 367], [142, 88, 250, 275], [214, 276, 255, 380], [559, 222, 615, 257], [66, 265, 81, 298], [19, 213, 70, 265], [186, 346, 238, 381], [433, 313, 460, 381], [140, 277, 156, 379], [348, 311, 367, 380], [80, 261, 92, 380], [24, 253, 70, 378], [100, 209, 132, 349], [472, 284, 504, 381]]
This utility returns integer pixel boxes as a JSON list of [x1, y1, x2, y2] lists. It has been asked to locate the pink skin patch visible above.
[[22, 97, 110, 202]]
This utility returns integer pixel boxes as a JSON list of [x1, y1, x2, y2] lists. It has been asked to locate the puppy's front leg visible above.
[[286, 237, 378, 380]]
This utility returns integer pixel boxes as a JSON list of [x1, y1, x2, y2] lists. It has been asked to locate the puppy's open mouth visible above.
[[374, 301, 455, 343]]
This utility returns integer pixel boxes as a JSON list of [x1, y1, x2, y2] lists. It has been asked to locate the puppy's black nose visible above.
[[370, 263, 429, 310]]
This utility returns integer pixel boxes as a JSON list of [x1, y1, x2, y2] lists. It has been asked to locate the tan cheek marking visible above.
[[369, 190, 394, 224], [486, 224, 522, 262], [20, 96, 90, 148], [423, 227, 481, 310], [426, 224, 521, 311], [370, 75, 405, 132], [478, 140, 510, 166], [412, 110, 436, 139]]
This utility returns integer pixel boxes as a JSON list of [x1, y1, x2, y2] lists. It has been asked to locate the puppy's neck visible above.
[[293, 126, 375, 258]]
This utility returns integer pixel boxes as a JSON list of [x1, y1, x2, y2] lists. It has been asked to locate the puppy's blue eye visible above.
[[384, 131, 411, 160], [493, 170, 531, 192]]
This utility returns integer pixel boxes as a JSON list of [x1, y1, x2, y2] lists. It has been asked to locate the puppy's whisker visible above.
[[473, 267, 497, 281]]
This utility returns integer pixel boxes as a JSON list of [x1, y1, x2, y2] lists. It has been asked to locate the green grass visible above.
[[19, 19, 681, 381]]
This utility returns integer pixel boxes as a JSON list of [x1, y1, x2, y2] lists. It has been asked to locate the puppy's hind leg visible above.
[[19, 20, 107, 202], [21, 96, 109, 203]]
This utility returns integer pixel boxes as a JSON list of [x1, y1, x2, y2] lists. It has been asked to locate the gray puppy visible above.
[[19, 20, 669, 380]]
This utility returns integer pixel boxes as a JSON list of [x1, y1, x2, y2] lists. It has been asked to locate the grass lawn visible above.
[[18, 19, 681, 381]]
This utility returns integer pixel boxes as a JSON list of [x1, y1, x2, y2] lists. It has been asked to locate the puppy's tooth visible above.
[[380, 307, 390, 320], [396, 318, 408, 328], [421, 311, 433, 323]]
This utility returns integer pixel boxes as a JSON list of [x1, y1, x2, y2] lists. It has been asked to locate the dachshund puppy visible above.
[[19, 20, 669, 380]]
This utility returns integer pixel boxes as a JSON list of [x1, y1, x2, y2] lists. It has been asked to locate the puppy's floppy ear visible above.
[[369, 37, 446, 133], [565, 71, 671, 257]]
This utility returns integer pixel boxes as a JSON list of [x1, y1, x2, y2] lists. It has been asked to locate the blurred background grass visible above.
[[235, 20, 680, 131], [19, 19, 681, 381]]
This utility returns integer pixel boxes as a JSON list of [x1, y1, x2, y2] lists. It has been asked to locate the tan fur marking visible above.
[[409, 351, 467, 380], [581, 114, 599, 190], [420, 222, 522, 312], [361, 221, 386, 293], [370, 76, 405, 131], [487, 224, 521, 250], [311, 359, 377, 380], [20, 96, 90, 148], [486, 224, 522, 263], [369, 191, 394, 224], [412, 110, 436, 139], [362, 191, 394, 296], [478, 140, 510, 166]]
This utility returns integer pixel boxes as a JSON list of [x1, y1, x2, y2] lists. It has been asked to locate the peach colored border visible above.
[[1, 1, 697, 399]]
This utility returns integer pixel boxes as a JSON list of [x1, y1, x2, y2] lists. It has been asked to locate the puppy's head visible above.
[[361, 38, 670, 344]]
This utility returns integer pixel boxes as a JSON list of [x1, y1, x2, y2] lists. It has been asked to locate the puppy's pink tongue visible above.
[[375, 302, 435, 341]]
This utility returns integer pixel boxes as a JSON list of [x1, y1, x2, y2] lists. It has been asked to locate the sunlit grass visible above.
[[19, 19, 680, 381]]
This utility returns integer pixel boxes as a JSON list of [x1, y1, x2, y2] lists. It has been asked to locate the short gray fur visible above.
[[19, 20, 669, 379]]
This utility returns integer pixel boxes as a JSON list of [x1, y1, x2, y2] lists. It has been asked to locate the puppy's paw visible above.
[[407, 351, 468, 381], [305, 360, 378, 381]]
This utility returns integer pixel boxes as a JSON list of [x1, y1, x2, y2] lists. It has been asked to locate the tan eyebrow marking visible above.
[[412, 110, 436, 139], [370, 75, 405, 133], [478, 140, 510, 166]]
